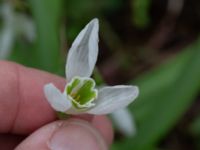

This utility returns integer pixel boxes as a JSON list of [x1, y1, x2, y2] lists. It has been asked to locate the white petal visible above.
[[66, 18, 99, 81], [87, 85, 139, 114], [44, 83, 71, 112], [110, 108, 136, 137]]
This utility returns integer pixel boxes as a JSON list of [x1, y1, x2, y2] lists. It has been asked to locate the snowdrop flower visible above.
[[44, 18, 139, 115]]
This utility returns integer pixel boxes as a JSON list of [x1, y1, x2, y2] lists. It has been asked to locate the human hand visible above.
[[0, 61, 113, 150]]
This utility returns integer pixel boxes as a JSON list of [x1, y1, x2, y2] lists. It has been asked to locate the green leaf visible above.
[[28, 0, 63, 73], [112, 39, 200, 149], [132, 49, 193, 122], [133, 40, 200, 149]]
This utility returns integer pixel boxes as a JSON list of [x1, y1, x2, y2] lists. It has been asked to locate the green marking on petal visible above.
[[67, 78, 81, 94], [66, 77, 97, 109]]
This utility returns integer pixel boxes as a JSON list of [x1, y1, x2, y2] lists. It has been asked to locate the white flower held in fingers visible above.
[[44, 18, 139, 115]]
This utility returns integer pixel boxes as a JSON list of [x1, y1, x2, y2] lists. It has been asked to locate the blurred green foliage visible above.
[[113, 41, 200, 149], [131, 0, 151, 28], [65, 0, 122, 41], [28, 0, 63, 73]]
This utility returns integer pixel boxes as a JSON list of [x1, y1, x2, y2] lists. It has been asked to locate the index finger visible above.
[[0, 60, 66, 134]]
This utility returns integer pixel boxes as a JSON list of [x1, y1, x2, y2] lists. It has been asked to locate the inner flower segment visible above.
[[66, 77, 98, 109]]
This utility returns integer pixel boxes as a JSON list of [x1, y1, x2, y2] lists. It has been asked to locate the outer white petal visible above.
[[87, 85, 139, 114], [111, 108, 136, 137], [66, 18, 99, 81], [44, 83, 72, 112]]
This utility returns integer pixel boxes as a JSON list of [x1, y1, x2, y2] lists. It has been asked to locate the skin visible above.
[[0, 61, 113, 150]]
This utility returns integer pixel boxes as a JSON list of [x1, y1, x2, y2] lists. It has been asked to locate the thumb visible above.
[[15, 119, 108, 150]]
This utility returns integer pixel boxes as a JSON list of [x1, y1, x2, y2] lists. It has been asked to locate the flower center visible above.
[[66, 77, 98, 109]]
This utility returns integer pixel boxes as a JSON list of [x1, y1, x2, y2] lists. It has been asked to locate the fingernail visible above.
[[49, 119, 108, 150]]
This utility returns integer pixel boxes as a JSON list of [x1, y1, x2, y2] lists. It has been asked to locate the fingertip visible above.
[[11, 64, 66, 134], [72, 115, 114, 146], [0, 61, 66, 134], [16, 119, 109, 150], [92, 115, 114, 146]]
